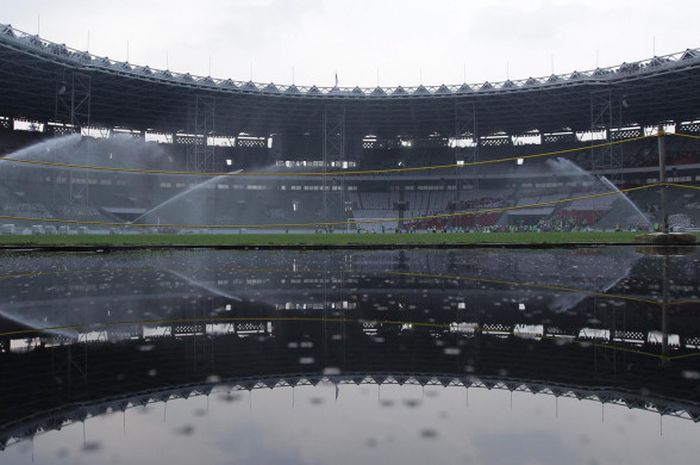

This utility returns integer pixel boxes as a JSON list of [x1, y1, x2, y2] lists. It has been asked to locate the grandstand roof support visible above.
[[54, 69, 91, 129], [52, 337, 89, 391], [186, 94, 216, 173], [661, 254, 670, 359], [454, 100, 480, 202], [590, 89, 624, 184], [658, 126, 668, 233], [322, 103, 346, 222], [269, 134, 283, 162], [54, 70, 92, 210]]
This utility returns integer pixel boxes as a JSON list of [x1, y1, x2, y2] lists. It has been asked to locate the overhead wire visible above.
[[0, 181, 688, 229], [670, 132, 700, 141], [0, 132, 697, 228], [0, 133, 658, 177]]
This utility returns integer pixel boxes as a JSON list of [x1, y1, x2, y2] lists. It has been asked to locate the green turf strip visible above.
[[1, 231, 696, 248]]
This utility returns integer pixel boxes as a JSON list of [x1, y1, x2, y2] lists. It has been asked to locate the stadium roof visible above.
[[1, 23, 700, 137]]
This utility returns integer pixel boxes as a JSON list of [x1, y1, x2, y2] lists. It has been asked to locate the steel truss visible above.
[[55, 70, 91, 128], [54, 70, 92, 214], [453, 101, 479, 225], [322, 103, 346, 224], [50, 338, 89, 395], [186, 94, 216, 173], [590, 89, 624, 183]]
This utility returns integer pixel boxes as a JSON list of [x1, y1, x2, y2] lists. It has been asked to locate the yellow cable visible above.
[[0, 134, 655, 177], [664, 182, 700, 191], [670, 132, 700, 141], [0, 182, 663, 229], [2, 264, 697, 308], [1, 131, 696, 178], [389, 271, 662, 306]]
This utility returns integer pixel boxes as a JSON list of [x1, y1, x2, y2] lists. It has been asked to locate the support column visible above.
[[657, 125, 668, 233], [396, 196, 406, 231], [661, 254, 669, 360], [454, 100, 478, 227], [589, 89, 625, 230], [55, 70, 92, 219], [590, 89, 623, 181], [51, 342, 89, 396], [322, 103, 346, 226], [55, 70, 91, 129], [186, 94, 216, 173], [269, 133, 284, 164]]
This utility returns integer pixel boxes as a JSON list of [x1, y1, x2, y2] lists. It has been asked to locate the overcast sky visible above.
[[1, 0, 698, 87]]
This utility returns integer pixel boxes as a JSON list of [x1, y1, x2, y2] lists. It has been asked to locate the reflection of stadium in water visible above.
[[1, 248, 700, 461], [1, 248, 697, 339]]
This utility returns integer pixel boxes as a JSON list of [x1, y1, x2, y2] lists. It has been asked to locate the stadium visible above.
[[1, 23, 700, 245], [2, 7, 700, 463]]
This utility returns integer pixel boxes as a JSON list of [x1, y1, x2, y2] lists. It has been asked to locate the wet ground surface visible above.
[[0, 247, 699, 464]]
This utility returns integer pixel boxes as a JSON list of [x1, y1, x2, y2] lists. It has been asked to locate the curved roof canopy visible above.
[[1, 23, 699, 137]]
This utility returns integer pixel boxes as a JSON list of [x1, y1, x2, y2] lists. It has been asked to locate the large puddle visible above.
[[0, 247, 699, 464]]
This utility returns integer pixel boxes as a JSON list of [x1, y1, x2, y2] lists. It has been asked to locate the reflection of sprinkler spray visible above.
[[636, 247, 687, 363]]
